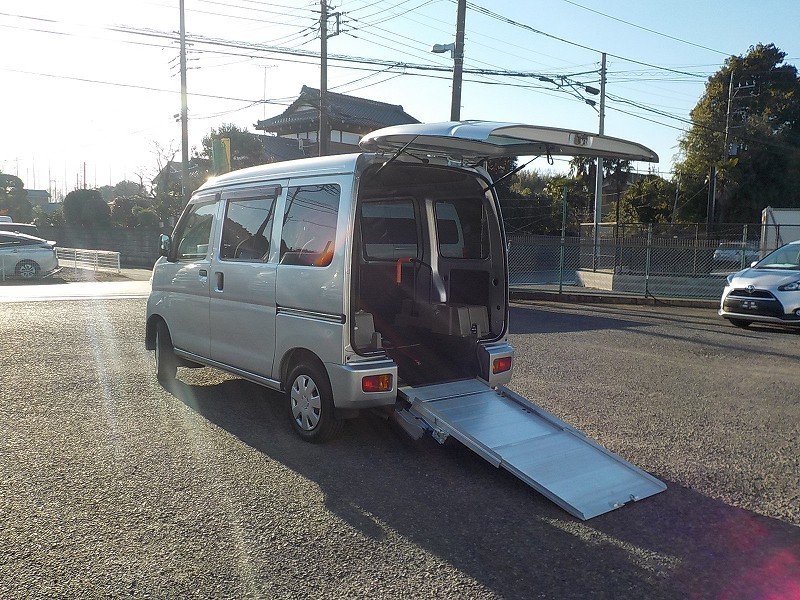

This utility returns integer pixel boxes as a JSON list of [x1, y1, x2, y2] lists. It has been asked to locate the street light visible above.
[[431, 43, 455, 58], [431, 0, 466, 121]]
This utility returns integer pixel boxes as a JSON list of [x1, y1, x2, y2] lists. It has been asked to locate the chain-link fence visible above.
[[508, 222, 800, 300]]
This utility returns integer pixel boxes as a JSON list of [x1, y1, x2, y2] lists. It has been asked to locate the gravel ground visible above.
[[0, 298, 798, 599]]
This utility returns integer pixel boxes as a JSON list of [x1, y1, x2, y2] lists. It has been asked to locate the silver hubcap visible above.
[[18, 263, 36, 278], [290, 374, 321, 431]]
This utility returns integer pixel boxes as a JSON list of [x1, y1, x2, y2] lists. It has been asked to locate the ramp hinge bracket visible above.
[[431, 428, 449, 444]]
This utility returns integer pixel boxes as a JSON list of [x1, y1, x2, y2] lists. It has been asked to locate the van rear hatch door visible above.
[[360, 121, 658, 163]]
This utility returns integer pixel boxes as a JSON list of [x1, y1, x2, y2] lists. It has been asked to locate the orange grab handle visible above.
[[395, 257, 413, 284]]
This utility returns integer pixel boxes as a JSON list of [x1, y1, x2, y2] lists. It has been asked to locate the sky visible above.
[[2, 0, 799, 200]]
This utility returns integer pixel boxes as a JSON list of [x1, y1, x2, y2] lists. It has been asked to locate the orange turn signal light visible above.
[[492, 357, 512, 374], [362, 374, 393, 393]]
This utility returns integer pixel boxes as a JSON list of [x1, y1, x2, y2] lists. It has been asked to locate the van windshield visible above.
[[435, 199, 489, 259]]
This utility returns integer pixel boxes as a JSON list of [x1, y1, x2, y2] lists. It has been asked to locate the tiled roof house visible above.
[[255, 85, 420, 156]]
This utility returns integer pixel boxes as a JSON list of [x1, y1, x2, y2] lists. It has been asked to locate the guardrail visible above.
[[57, 247, 121, 273]]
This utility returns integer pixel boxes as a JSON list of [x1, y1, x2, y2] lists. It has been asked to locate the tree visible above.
[[502, 169, 563, 234], [32, 206, 65, 227], [0, 173, 32, 222], [674, 43, 800, 223], [604, 160, 631, 225], [199, 124, 266, 172], [146, 140, 195, 226], [63, 189, 111, 227], [615, 174, 676, 224], [98, 180, 145, 203]]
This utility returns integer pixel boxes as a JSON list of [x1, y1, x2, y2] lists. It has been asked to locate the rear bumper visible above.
[[326, 358, 398, 409]]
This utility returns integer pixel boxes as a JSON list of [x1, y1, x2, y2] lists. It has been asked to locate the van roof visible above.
[[198, 153, 367, 191]]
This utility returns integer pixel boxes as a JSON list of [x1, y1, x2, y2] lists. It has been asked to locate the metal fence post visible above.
[[740, 223, 748, 270], [558, 186, 567, 295], [645, 224, 653, 298]]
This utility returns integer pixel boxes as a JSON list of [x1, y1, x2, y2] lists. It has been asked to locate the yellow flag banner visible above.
[[211, 137, 232, 174]]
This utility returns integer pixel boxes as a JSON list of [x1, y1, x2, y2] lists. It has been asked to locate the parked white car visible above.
[[0, 231, 60, 280], [719, 240, 800, 328]]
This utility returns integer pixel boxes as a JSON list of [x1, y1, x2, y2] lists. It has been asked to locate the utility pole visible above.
[[319, 0, 330, 156], [712, 70, 736, 228], [179, 0, 190, 203], [450, 0, 466, 121], [592, 52, 607, 269]]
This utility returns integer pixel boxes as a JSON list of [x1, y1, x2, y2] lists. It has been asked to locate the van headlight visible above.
[[778, 280, 800, 291], [726, 274, 736, 285]]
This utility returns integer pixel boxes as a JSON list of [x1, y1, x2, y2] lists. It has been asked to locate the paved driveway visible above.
[[1, 298, 797, 599]]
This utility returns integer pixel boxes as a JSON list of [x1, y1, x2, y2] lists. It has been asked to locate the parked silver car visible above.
[[719, 240, 800, 328], [0, 232, 60, 280], [0, 222, 42, 238], [712, 241, 760, 271]]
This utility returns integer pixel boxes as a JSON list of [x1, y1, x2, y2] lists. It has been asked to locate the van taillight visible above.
[[362, 374, 393, 393], [493, 357, 512, 374]]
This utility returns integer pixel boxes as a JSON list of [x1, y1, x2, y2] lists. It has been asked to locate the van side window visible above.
[[220, 193, 277, 262], [280, 184, 340, 267], [361, 199, 418, 260], [174, 200, 216, 260], [435, 199, 489, 259]]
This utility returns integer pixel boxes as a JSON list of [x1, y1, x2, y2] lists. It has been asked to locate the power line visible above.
[[558, 0, 731, 56], [463, 1, 708, 79]]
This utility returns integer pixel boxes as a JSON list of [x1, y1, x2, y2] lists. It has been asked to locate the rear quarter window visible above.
[[435, 199, 489, 259], [279, 184, 340, 267], [360, 198, 418, 260]]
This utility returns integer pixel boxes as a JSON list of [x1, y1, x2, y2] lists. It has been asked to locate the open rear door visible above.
[[397, 379, 666, 520], [360, 121, 659, 163]]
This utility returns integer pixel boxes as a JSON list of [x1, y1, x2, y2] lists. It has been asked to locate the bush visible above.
[[63, 189, 111, 228]]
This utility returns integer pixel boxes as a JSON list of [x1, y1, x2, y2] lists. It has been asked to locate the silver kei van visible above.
[[146, 121, 667, 520]]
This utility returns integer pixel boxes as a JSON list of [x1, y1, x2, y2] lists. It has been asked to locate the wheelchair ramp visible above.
[[398, 379, 666, 520]]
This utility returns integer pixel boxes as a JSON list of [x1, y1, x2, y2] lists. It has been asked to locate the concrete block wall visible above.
[[39, 226, 167, 268]]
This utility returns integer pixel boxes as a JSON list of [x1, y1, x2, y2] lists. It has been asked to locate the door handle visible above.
[[198, 269, 208, 284], [215, 271, 224, 292]]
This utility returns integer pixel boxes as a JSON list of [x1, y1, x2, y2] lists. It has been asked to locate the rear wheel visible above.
[[287, 363, 342, 442], [728, 318, 752, 329], [15, 260, 40, 279], [154, 321, 178, 382]]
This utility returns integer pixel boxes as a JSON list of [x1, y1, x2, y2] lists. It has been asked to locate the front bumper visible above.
[[719, 287, 800, 325]]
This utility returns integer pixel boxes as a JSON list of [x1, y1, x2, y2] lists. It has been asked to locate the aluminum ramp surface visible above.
[[399, 379, 666, 520]]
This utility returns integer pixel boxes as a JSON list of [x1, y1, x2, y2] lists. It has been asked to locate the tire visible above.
[[728, 318, 752, 329], [286, 362, 342, 443], [154, 321, 178, 383], [15, 260, 40, 279]]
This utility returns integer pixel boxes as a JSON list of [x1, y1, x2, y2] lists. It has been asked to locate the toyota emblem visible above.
[[746, 285, 755, 294]]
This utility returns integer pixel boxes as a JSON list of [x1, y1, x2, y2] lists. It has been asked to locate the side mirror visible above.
[[750, 261, 758, 267], [159, 234, 172, 258]]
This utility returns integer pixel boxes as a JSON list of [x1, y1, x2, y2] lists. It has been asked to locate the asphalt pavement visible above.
[[0, 296, 798, 599]]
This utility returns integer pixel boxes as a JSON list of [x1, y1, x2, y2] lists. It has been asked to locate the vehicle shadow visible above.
[[162, 375, 800, 600]]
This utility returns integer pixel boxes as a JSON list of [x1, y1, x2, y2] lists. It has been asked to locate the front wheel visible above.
[[286, 363, 342, 442], [728, 318, 752, 329], [154, 321, 178, 383], [16, 260, 40, 279]]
